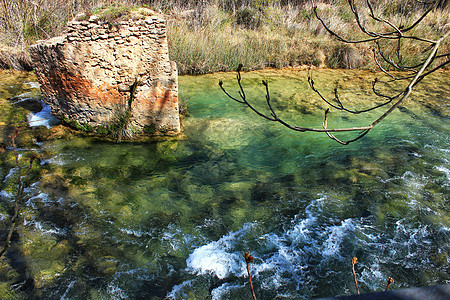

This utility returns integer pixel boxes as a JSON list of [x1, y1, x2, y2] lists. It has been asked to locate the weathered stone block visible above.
[[30, 7, 180, 137]]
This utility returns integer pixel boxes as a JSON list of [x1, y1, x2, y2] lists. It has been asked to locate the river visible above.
[[0, 69, 449, 299]]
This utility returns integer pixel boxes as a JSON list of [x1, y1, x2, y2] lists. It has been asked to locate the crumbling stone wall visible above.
[[30, 8, 180, 135]]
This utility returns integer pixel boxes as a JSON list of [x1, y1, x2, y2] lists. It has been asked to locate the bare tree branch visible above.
[[386, 277, 395, 291], [244, 252, 257, 300], [220, 0, 449, 144], [352, 257, 360, 295]]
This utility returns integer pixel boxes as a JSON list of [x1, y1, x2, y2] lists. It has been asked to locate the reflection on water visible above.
[[0, 69, 449, 299]]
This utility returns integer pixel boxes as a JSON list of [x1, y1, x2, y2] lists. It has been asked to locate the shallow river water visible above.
[[0, 69, 449, 299]]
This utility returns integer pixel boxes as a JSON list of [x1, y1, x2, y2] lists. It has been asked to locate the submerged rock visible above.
[[9, 95, 43, 112]]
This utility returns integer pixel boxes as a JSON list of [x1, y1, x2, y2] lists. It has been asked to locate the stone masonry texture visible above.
[[30, 8, 180, 135]]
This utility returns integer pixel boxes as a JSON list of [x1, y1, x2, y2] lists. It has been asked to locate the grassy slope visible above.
[[0, 0, 448, 74]]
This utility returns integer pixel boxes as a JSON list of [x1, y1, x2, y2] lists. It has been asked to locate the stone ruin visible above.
[[30, 7, 180, 136]]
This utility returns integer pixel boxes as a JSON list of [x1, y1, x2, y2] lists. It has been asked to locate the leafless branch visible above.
[[352, 257, 360, 295], [220, 0, 449, 145], [386, 277, 395, 291], [244, 252, 257, 300]]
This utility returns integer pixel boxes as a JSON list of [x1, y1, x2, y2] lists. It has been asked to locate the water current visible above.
[[0, 69, 449, 299]]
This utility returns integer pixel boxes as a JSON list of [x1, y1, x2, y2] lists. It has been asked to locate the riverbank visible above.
[[1, 1, 448, 74]]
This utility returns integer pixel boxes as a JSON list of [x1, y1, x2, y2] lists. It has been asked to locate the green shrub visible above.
[[158, 125, 169, 134], [95, 126, 109, 135], [61, 117, 70, 125], [143, 124, 157, 134], [92, 3, 136, 24], [330, 44, 362, 69], [69, 120, 83, 130], [236, 7, 262, 29], [81, 123, 94, 133]]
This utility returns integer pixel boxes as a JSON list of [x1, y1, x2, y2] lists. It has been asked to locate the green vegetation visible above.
[[108, 103, 133, 140], [91, 3, 135, 20], [1, 1, 448, 73], [143, 123, 157, 134], [83, 2, 152, 24]]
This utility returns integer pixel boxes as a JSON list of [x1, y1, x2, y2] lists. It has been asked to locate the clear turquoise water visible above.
[[1, 69, 449, 299]]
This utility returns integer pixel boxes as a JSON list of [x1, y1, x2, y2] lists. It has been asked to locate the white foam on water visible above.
[[321, 218, 354, 257], [161, 223, 193, 253], [286, 203, 317, 244], [27, 101, 60, 128], [401, 170, 427, 188], [169, 190, 449, 298], [388, 219, 432, 264], [173, 197, 358, 297], [166, 279, 194, 299], [425, 144, 450, 153], [23, 218, 66, 236], [24, 81, 41, 89], [3, 167, 18, 183], [187, 244, 242, 279], [0, 189, 13, 200], [435, 165, 450, 184], [359, 262, 385, 291], [119, 227, 150, 238], [357, 219, 444, 291], [25, 192, 51, 206], [106, 282, 128, 300], [60, 280, 77, 300], [211, 282, 243, 300], [40, 152, 85, 166], [186, 224, 251, 279], [40, 155, 65, 166]]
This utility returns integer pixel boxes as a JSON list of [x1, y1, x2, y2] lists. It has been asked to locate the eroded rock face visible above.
[[30, 8, 180, 135]]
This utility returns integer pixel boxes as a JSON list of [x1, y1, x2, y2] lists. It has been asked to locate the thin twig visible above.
[[352, 257, 360, 295], [220, 1, 448, 145], [244, 252, 257, 300], [386, 277, 394, 291]]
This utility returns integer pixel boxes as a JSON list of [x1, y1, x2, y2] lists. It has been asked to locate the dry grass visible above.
[[0, 0, 448, 72], [0, 0, 140, 69], [166, 4, 323, 74], [166, 1, 448, 73], [166, 2, 341, 73]]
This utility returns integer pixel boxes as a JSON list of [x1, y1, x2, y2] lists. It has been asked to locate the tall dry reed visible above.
[[0, 0, 448, 72], [0, 0, 139, 69]]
